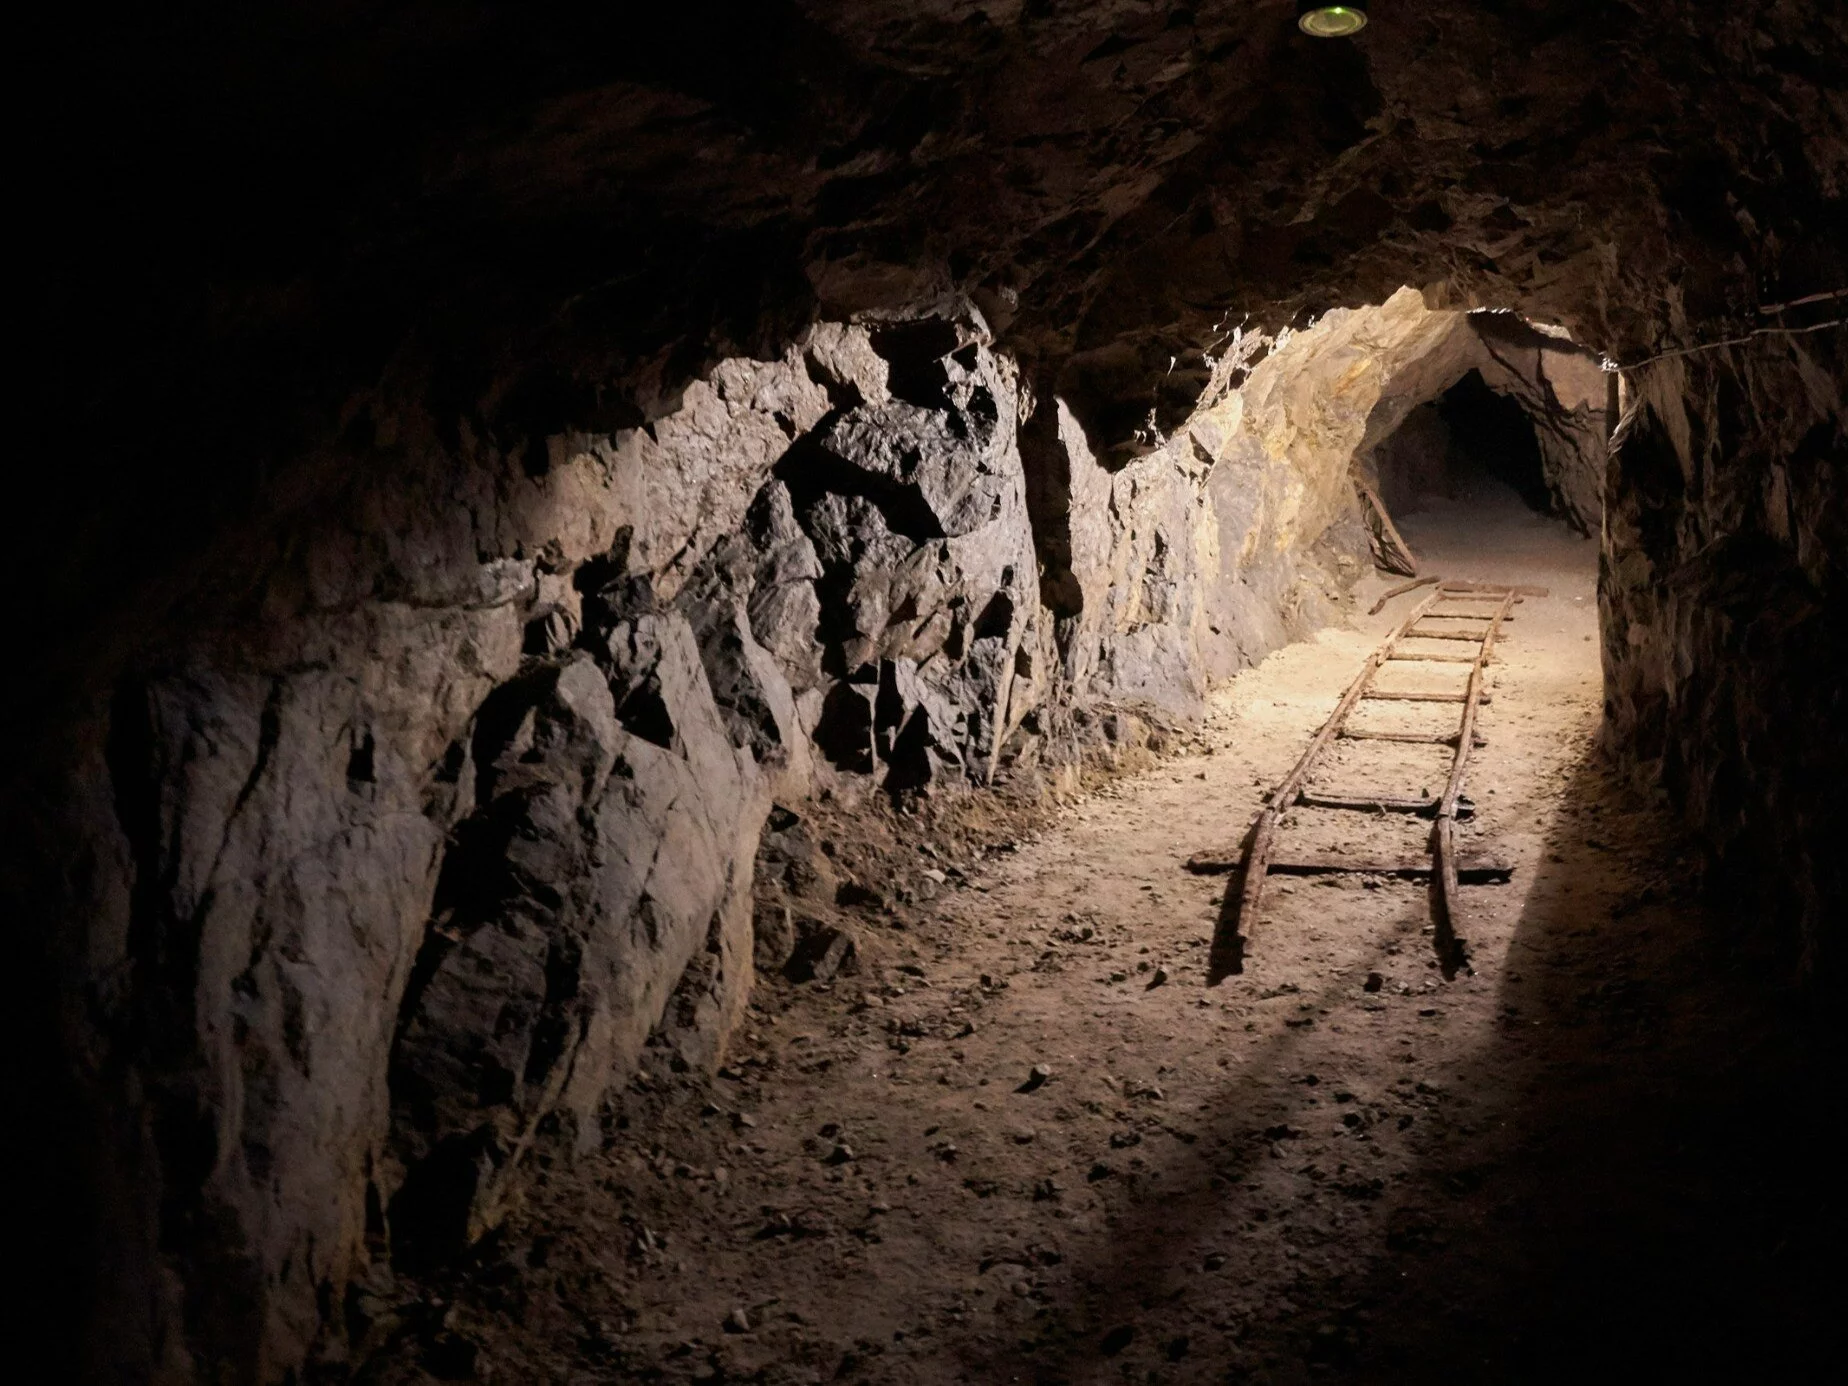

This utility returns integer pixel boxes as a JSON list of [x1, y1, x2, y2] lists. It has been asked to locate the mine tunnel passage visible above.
[[1376, 369, 1560, 521], [1363, 356, 1604, 605], [47, 278, 1838, 1386], [361, 316, 1831, 1381], [1434, 369, 1556, 514], [24, 0, 1848, 1377]]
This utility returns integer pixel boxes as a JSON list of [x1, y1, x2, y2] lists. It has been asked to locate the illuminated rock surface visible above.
[[10, 4, 1843, 1379]]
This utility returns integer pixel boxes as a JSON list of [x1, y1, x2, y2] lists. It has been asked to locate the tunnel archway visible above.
[[1373, 370, 1560, 520], [1435, 370, 1554, 514]]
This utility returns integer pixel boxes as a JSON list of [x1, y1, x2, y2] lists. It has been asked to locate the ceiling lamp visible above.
[[1298, 1, 1368, 37]]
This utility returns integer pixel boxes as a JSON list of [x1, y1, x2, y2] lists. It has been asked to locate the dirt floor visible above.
[[362, 484, 1842, 1384]]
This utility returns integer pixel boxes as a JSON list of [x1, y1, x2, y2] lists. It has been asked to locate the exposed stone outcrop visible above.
[[31, 350, 839, 1380], [19, 313, 1408, 1382], [1602, 339, 1847, 983], [1346, 296, 1611, 535], [1472, 316, 1613, 531]]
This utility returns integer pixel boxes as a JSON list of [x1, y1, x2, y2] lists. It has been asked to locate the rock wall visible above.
[[19, 273, 1820, 1386], [18, 6, 1847, 1378], [1348, 298, 1610, 535], [1472, 315, 1613, 532], [14, 310, 1422, 1382], [1601, 337, 1847, 983], [25, 348, 824, 1381], [1023, 288, 1613, 719]]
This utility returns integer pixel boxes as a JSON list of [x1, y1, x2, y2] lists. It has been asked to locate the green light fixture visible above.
[[1298, 1, 1368, 37]]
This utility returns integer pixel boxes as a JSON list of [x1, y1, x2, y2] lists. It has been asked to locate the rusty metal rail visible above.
[[1202, 578, 1545, 980]]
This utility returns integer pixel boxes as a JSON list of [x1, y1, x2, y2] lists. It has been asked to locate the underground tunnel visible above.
[[1373, 372, 1557, 520], [11, 3, 1847, 1383]]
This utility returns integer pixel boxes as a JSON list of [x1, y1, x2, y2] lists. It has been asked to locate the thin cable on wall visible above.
[[1601, 306, 1846, 373], [1757, 287, 1848, 314]]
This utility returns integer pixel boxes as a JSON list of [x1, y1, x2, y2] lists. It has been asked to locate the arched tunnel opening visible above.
[[1431, 370, 1554, 513], [1376, 372, 1556, 519], [12, 6, 1846, 1384]]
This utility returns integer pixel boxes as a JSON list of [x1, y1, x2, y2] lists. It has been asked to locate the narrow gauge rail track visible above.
[[1195, 579, 1546, 980]]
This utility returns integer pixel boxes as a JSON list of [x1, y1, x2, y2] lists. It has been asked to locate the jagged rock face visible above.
[[45, 392, 792, 1379], [27, 316, 1401, 1382], [785, 323, 1043, 784], [1349, 302, 1611, 534], [15, 3, 1848, 1382], [1602, 343, 1846, 979]]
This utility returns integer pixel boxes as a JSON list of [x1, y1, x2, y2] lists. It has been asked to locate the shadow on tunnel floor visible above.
[[954, 748, 1845, 1385]]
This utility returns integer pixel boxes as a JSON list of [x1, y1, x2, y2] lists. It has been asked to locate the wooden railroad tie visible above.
[[1438, 581, 1548, 597], [1187, 852, 1509, 881], [1406, 627, 1498, 641], [1205, 576, 1535, 984], [1340, 728, 1487, 746], [1296, 790, 1476, 816], [1362, 690, 1492, 704], [1367, 577, 1548, 615]]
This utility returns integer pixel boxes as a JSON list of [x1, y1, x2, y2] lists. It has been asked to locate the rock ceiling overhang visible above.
[[42, 3, 1848, 471]]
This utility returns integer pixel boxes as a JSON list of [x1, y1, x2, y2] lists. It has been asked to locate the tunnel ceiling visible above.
[[55, 1, 1845, 448], [26, 0, 1848, 709]]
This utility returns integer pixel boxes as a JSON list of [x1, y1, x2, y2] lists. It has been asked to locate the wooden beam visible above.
[[1405, 627, 1492, 641], [1437, 581, 1549, 597], [1361, 689, 1492, 704], [1186, 851, 1513, 882], [1272, 853, 1511, 882], [1296, 790, 1475, 816], [1355, 477, 1419, 577], [1367, 575, 1439, 615], [1339, 728, 1486, 746]]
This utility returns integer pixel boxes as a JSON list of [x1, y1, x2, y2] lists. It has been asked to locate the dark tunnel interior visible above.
[[1371, 370, 1561, 523], [1435, 371, 1555, 514]]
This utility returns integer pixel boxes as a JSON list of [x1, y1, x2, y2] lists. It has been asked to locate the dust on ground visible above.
[[360, 486, 1841, 1384]]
